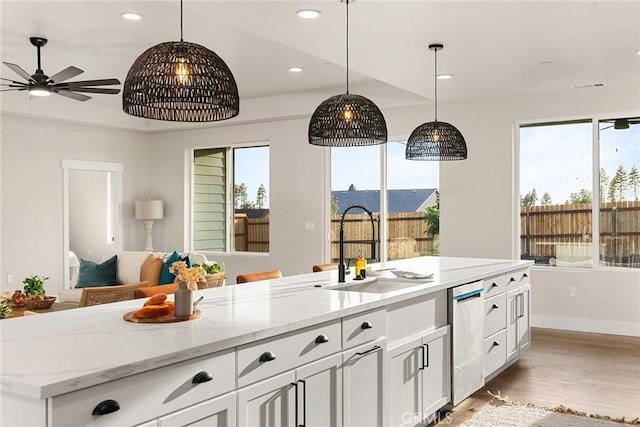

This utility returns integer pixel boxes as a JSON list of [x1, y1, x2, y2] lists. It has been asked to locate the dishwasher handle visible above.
[[452, 288, 483, 302]]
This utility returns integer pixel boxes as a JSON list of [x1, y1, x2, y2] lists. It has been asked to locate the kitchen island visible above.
[[1, 256, 532, 426]]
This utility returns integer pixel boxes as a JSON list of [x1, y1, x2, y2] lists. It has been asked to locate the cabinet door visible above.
[[506, 288, 520, 363], [421, 326, 450, 418], [237, 370, 296, 427], [296, 353, 342, 427], [157, 392, 236, 427], [387, 337, 422, 427], [517, 285, 531, 353], [342, 338, 386, 427]]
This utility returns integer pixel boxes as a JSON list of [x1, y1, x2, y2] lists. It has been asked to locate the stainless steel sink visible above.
[[324, 277, 431, 294]]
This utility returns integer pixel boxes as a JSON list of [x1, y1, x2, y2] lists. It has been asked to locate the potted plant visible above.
[[0, 300, 12, 319], [22, 275, 56, 309], [193, 262, 225, 289]]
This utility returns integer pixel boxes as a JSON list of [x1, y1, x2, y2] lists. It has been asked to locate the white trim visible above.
[[62, 159, 123, 289], [379, 143, 388, 262], [532, 315, 640, 337], [513, 121, 521, 260], [591, 120, 600, 267]]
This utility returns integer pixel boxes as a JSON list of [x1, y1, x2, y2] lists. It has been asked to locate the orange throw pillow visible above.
[[140, 254, 163, 286]]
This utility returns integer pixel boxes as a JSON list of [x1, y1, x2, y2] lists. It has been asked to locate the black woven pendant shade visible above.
[[308, 0, 387, 147], [122, 1, 239, 122], [309, 93, 387, 146], [406, 44, 467, 160]]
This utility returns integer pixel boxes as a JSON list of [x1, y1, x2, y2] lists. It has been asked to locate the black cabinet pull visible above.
[[315, 334, 329, 344], [424, 344, 430, 368], [355, 345, 381, 357], [492, 303, 499, 309], [259, 351, 276, 362], [523, 273, 529, 278], [360, 321, 373, 330], [419, 345, 426, 370], [292, 381, 299, 427], [509, 277, 516, 282], [493, 341, 500, 347], [299, 379, 307, 427], [192, 371, 213, 384], [92, 399, 120, 416], [490, 282, 498, 288]]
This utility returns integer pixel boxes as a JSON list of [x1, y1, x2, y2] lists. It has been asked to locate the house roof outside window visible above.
[[332, 189, 438, 215]]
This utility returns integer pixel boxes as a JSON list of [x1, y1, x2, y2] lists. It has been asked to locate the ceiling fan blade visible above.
[[1, 77, 27, 85], [1, 87, 29, 92], [62, 87, 120, 95], [53, 89, 91, 102], [48, 66, 83, 84], [3, 62, 33, 82], [0, 83, 27, 88], [58, 78, 121, 88]]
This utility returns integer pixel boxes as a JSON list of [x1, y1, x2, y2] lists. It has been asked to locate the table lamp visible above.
[[135, 200, 164, 251]]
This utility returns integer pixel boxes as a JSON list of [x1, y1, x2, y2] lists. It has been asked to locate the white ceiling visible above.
[[1, 1, 639, 131]]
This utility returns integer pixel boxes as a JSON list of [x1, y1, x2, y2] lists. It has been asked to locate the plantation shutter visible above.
[[193, 148, 226, 251]]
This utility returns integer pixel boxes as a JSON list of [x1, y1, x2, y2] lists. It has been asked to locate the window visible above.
[[330, 142, 439, 264], [519, 117, 639, 269], [193, 146, 269, 253]]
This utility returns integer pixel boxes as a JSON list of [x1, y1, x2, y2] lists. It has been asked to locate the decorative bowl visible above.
[[23, 296, 56, 310]]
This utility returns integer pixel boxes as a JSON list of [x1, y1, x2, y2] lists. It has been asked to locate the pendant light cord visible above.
[[346, 0, 350, 94], [180, 0, 184, 42], [434, 47, 438, 123]]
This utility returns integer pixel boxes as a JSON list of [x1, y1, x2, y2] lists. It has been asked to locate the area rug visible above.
[[461, 392, 640, 427]]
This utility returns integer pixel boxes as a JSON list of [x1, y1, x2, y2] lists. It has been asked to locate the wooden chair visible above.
[[312, 263, 338, 272], [236, 270, 282, 284], [79, 281, 150, 307]]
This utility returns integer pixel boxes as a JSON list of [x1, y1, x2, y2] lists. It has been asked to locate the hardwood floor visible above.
[[436, 327, 640, 426]]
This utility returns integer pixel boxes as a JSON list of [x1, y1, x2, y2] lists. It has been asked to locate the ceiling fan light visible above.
[[29, 86, 51, 97]]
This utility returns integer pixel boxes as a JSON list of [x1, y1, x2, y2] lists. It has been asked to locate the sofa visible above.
[[58, 251, 211, 306]]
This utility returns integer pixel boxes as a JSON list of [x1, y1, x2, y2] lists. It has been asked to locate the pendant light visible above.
[[405, 44, 467, 160], [122, 0, 239, 122], [308, 0, 387, 147]]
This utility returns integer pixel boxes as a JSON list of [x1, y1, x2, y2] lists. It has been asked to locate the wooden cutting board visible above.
[[123, 309, 201, 323]]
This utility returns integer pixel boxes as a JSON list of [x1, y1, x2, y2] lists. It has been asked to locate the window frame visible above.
[[515, 112, 639, 271], [188, 142, 270, 256]]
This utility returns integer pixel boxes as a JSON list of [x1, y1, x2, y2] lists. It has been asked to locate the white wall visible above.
[[0, 114, 151, 296]]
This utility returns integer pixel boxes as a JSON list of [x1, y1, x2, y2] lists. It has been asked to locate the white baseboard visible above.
[[532, 315, 640, 337]]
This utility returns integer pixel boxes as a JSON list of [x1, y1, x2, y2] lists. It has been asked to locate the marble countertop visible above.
[[0, 256, 531, 399]]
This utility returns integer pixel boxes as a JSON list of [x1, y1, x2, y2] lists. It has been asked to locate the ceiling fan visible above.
[[600, 117, 640, 130], [1, 37, 121, 102]]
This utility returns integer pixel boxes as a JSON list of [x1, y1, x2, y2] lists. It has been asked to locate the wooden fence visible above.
[[234, 214, 269, 252], [521, 201, 640, 264]]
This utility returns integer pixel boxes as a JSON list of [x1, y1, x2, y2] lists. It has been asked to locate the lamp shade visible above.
[[122, 41, 239, 122], [405, 121, 468, 160], [308, 93, 388, 146], [135, 200, 164, 220]]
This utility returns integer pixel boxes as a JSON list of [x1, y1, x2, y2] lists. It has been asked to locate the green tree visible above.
[[610, 166, 628, 202], [348, 183, 357, 191], [234, 183, 248, 208], [567, 189, 592, 204], [540, 192, 552, 206], [599, 168, 609, 203], [424, 193, 440, 236], [520, 189, 538, 207], [628, 165, 639, 201], [331, 195, 340, 215], [255, 183, 267, 208]]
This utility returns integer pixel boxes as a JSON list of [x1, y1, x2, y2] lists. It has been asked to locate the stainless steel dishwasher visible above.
[[449, 281, 485, 405]]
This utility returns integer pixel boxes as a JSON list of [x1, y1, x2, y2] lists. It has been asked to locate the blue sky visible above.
[[234, 146, 270, 207], [520, 121, 640, 204]]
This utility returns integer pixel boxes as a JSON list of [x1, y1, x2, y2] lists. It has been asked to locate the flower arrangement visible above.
[[169, 261, 205, 284]]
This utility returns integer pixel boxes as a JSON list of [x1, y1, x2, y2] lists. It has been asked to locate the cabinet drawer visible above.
[[342, 308, 386, 350], [237, 319, 341, 388], [505, 268, 530, 290], [50, 349, 235, 427], [483, 293, 506, 338], [386, 291, 447, 347], [483, 329, 507, 378], [483, 275, 506, 298]]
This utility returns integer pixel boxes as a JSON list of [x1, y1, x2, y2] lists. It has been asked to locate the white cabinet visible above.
[[506, 283, 531, 363], [157, 392, 236, 427], [342, 338, 387, 427], [387, 326, 449, 427], [237, 353, 343, 427]]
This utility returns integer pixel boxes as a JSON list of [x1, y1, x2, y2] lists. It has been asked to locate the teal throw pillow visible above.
[[160, 251, 191, 284], [75, 255, 118, 288]]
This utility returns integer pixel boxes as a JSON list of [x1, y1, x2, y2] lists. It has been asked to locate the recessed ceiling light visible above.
[[637, 49, 640, 55], [296, 9, 321, 19], [121, 12, 142, 21], [437, 74, 453, 80], [288, 67, 304, 73]]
